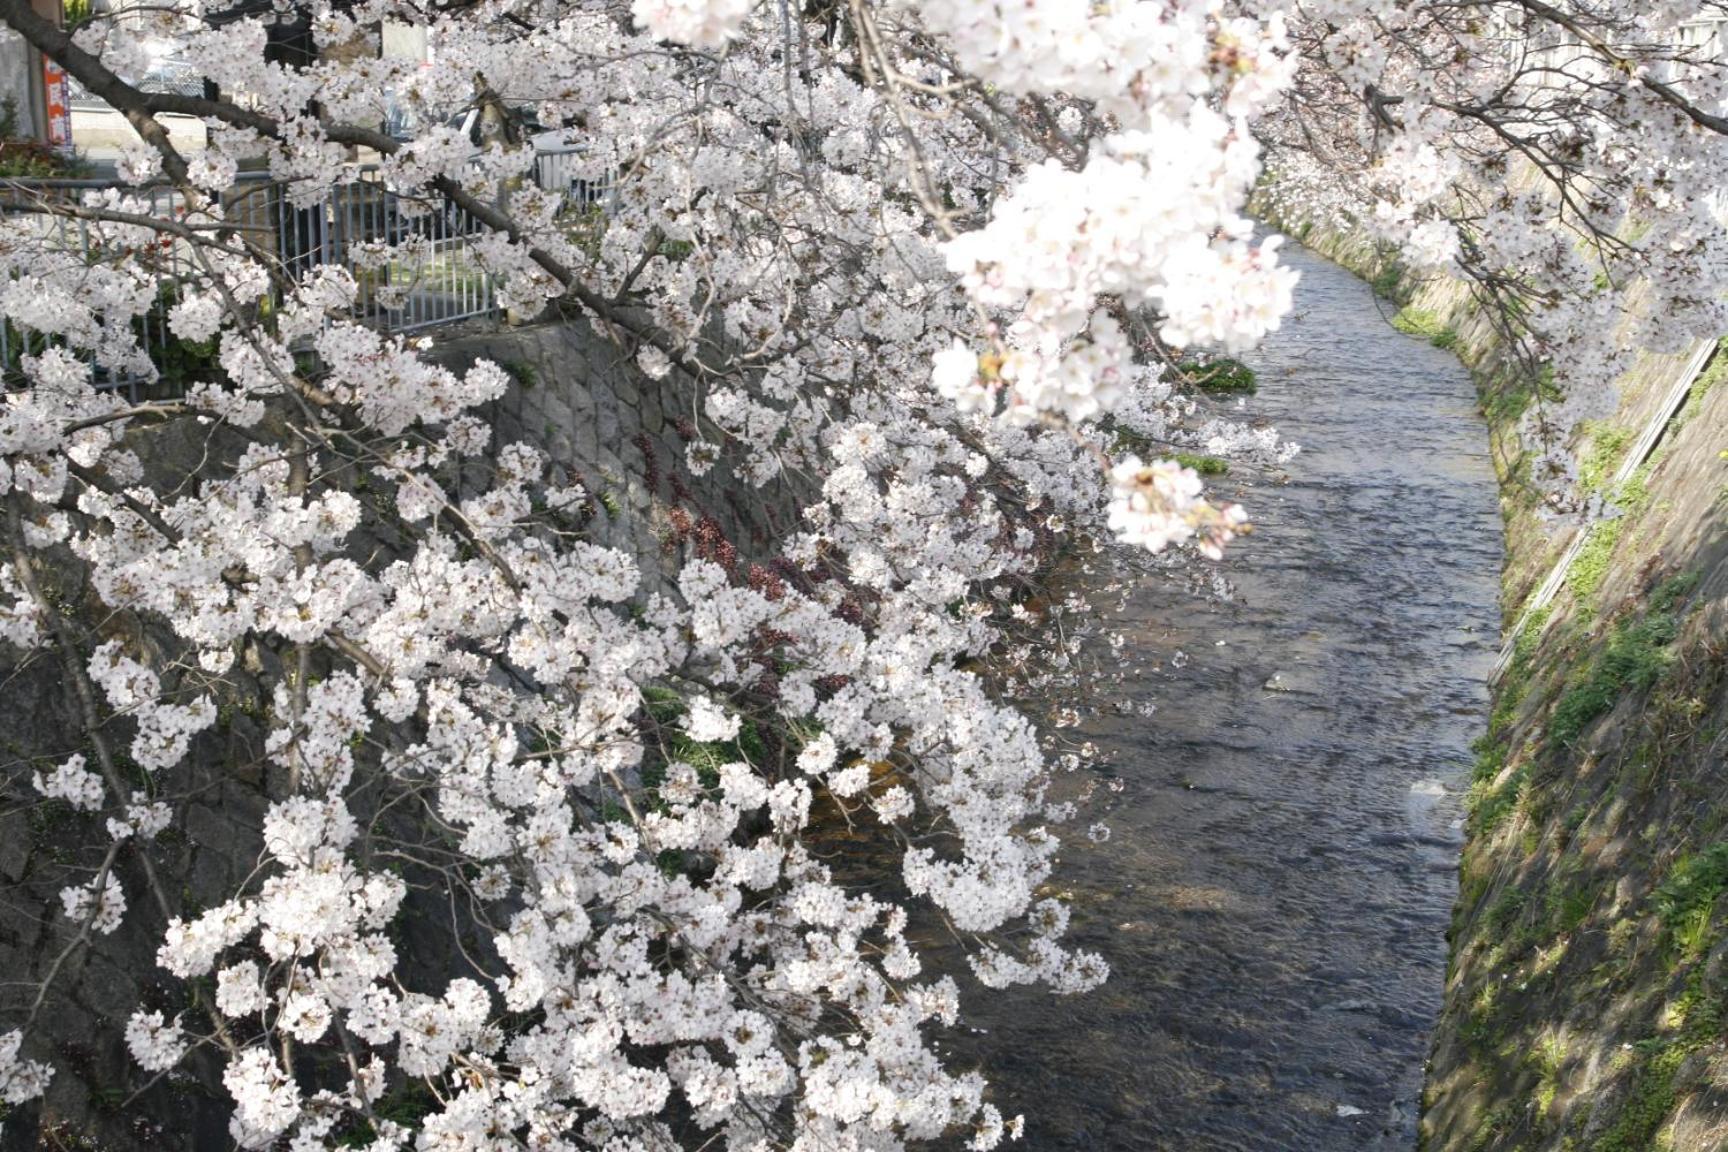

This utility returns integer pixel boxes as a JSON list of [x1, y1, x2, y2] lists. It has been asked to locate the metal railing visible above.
[[310, 175, 499, 334], [534, 147, 614, 213], [0, 148, 601, 396]]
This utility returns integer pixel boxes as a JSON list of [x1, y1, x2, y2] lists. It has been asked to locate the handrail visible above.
[[0, 170, 338, 191], [0, 145, 588, 194], [0, 161, 595, 392], [1489, 337, 1718, 682]]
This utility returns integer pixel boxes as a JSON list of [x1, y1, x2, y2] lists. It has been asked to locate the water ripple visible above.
[[963, 242, 1502, 1151]]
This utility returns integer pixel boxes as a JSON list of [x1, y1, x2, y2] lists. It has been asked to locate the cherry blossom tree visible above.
[[0, 0, 1719, 1147], [1259, 1, 1728, 494], [0, 1, 1292, 1145]]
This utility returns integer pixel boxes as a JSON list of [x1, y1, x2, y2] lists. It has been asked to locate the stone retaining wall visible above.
[[430, 315, 808, 596]]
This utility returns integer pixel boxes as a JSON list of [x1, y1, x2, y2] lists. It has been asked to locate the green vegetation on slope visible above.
[[1548, 574, 1694, 747], [1391, 306, 1460, 350]]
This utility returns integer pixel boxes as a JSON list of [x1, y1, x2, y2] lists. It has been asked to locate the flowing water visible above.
[[969, 242, 1504, 1150]]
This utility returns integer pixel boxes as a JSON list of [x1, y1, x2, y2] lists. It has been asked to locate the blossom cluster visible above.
[[1106, 456, 1249, 560]]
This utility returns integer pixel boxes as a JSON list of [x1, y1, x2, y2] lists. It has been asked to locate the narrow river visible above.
[[973, 242, 1504, 1149]]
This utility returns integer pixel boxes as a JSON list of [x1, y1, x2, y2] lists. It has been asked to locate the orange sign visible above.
[[42, 57, 70, 151]]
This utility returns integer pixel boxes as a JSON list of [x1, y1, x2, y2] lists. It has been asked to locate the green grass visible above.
[[1616, 463, 1653, 515], [1482, 365, 1562, 436], [1485, 375, 1535, 429], [1586, 949, 1721, 1152], [1389, 307, 1458, 349], [1655, 843, 1728, 963], [1579, 423, 1633, 495], [1369, 258, 1408, 301], [1103, 419, 1157, 459], [1649, 571, 1700, 615], [1483, 885, 1529, 939], [1469, 593, 1556, 836], [1548, 578, 1690, 747], [1593, 1040, 1683, 1152], [501, 359, 538, 389], [135, 284, 222, 389], [638, 684, 769, 802], [1103, 433, 1233, 479], [642, 684, 684, 725], [337, 1081, 438, 1146], [1463, 1104, 1518, 1152], [1530, 1035, 1568, 1122], [1545, 876, 1600, 938], [1674, 337, 1728, 432], [1566, 519, 1624, 605], [1469, 759, 1526, 837], [1490, 603, 1553, 738]]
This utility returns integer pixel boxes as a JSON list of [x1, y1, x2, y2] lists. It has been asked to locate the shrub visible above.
[[1177, 357, 1257, 396], [1172, 452, 1229, 476]]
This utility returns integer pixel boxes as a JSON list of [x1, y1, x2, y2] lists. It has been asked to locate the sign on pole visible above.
[[42, 56, 69, 152]]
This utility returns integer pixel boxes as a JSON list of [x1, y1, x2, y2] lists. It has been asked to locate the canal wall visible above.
[[1264, 206, 1728, 1150], [426, 314, 810, 596]]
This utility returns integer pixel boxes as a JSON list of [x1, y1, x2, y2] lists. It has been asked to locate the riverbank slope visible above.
[[1268, 215, 1728, 1151]]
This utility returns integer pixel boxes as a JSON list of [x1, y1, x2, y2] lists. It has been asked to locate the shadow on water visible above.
[[958, 242, 1504, 1150]]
